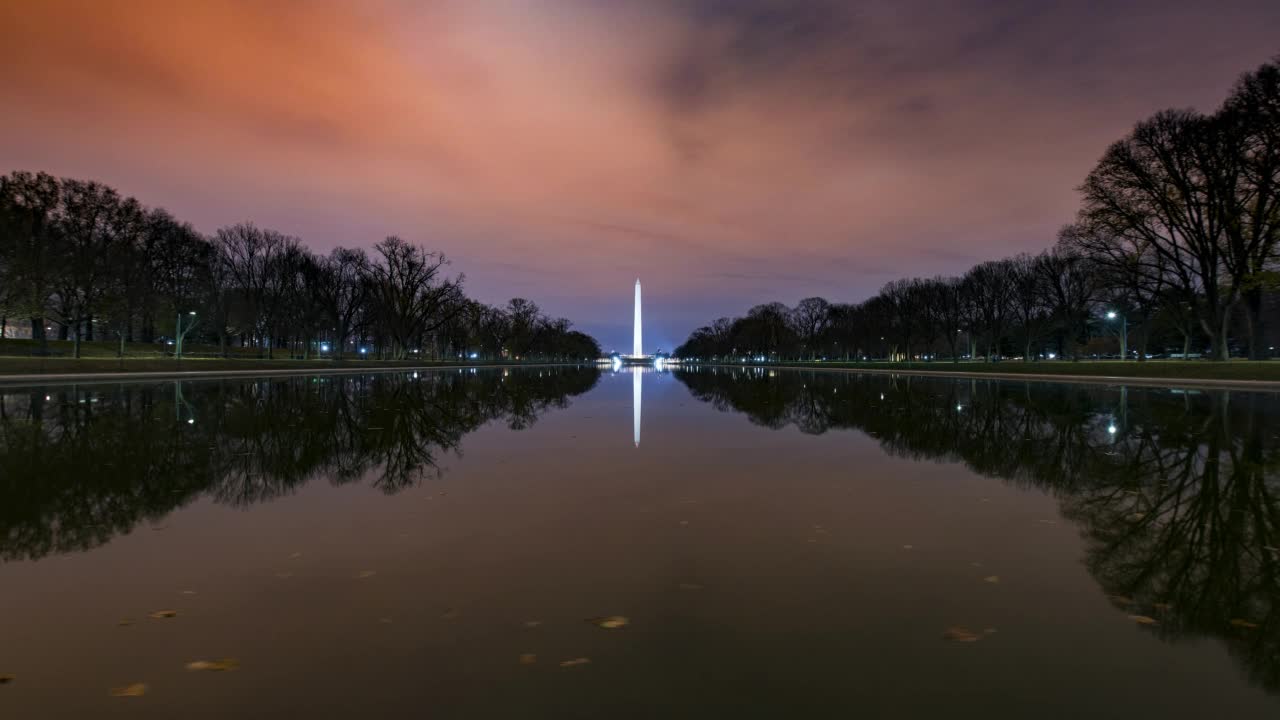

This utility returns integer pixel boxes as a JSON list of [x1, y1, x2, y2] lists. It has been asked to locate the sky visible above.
[[2, 0, 1278, 352]]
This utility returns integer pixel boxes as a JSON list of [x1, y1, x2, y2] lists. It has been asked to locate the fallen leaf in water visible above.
[[151, 526, 168, 531], [110, 683, 148, 697], [275, 572, 293, 579], [1230, 618, 1260, 629], [1037, 519, 1057, 525], [288, 552, 302, 559], [185, 659, 239, 672], [356, 571, 376, 579], [118, 619, 135, 627], [180, 590, 196, 595], [970, 562, 984, 568], [983, 628, 997, 634], [943, 627, 981, 642], [524, 620, 542, 628], [519, 654, 537, 665], [1128, 615, 1158, 625], [678, 520, 689, 526], [983, 576, 1000, 584], [560, 658, 591, 667], [678, 583, 704, 591], [1110, 595, 1134, 606], [148, 610, 177, 619], [902, 544, 914, 550], [441, 609, 458, 620], [378, 618, 393, 625], [1153, 602, 1172, 611], [1127, 513, 1146, 522], [0, 675, 13, 685], [587, 615, 629, 629]]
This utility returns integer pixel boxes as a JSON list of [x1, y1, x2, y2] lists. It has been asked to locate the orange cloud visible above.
[[2, 0, 1277, 349]]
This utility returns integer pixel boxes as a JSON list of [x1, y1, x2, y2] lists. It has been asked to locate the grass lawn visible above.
[[714, 359, 1280, 382]]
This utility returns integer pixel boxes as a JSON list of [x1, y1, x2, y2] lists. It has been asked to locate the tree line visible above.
[[0, 174, 600, 361], [677, 58, 1280, 362]]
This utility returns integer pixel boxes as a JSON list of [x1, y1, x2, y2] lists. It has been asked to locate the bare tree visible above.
[[789, 297, 831, 360], [366, 236, 465, 359]]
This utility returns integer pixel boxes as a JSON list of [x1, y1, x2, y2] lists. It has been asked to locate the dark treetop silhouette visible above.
[[676, 58, 1280, 363], [0, 174, 601, 361]]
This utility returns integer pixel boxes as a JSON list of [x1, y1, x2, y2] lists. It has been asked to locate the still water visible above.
[[1, 365, 1277, 718]]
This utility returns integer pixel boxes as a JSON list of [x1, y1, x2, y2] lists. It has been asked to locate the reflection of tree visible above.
[[675, 367, 1280, 693], [0, 367, 599, 561]]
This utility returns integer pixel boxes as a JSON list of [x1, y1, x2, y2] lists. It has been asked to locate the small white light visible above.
[[1108, 425, 1117, 434], [187, 418, 195, 425]]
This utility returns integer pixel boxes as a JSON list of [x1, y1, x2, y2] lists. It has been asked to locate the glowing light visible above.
[[320, 343, 330, 352], [1106, 311, 1117, 319], [633, 278, 643, 358], [187, 418, 195, 425], [470, 352, 478, 359], [1108, 424, 1117, 434]]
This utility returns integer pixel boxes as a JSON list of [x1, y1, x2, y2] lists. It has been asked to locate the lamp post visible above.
[[175, 311, 197, 360], [1106, 310, 1127, 361]]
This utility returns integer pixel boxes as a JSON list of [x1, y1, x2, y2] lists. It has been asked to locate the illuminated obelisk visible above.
[[633, 278, 643, 358]]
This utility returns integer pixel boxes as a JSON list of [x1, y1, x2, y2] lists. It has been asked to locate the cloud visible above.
[[2, 0, 1278, 349]]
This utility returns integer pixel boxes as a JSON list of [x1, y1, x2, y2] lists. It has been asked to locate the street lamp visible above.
[[1106, 310, 1128, 361], [175, 311, 197, 360]]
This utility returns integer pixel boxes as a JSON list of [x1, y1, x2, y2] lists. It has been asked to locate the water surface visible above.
[[1, 365, 1277, 718]]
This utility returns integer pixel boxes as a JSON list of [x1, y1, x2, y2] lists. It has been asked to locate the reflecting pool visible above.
[[1, 365, 1277, 718]]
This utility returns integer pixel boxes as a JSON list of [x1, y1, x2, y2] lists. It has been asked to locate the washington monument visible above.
[[633, 278, 643, 357]]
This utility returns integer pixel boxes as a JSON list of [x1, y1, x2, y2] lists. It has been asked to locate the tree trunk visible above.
[[72, 309, 82, 359], [1244, 287, 1264, 360]]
